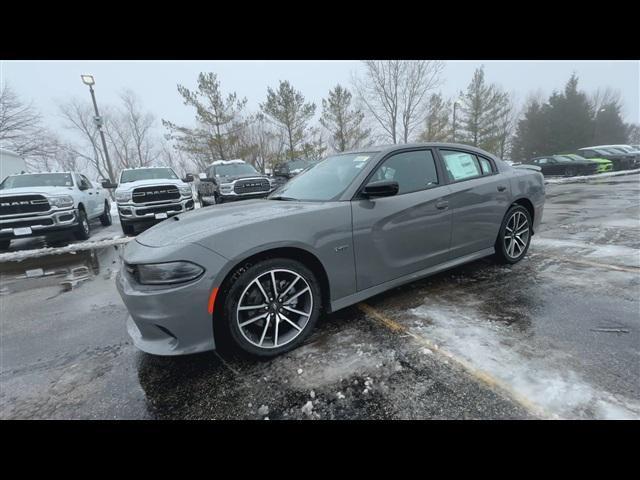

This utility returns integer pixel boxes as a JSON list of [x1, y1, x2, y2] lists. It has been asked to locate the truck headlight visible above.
[[116, 191, 132, 202], [220, 183, 233, 192], [48, 195, 74, 208], [132, 261, 204, 285], [179, 186, 193, 197]]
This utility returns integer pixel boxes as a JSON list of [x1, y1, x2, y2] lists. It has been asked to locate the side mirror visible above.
[[101, 180, 118, 189], [182, 173, 194, 183], [79, 183, 89, 191], [362, 180, 399, 198]]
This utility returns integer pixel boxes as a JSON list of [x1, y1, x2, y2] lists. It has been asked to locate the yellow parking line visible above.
[[357, 303, 550, 419]]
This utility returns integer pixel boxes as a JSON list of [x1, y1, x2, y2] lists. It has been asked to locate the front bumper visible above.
[[0, 208, 78, 239], [117, 197, 194, 223], [116, 240, 228, 355]]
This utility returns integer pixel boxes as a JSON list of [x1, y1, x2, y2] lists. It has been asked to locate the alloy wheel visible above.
[[504, 211, 530, 259], [236, 269, 313, 349]]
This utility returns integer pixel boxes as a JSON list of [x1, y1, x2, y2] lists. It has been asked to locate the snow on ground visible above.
[[544, 169, 640, 185], [408, 296, 640, 419], [532, 237, 640, 268], [0, 236, 132, 262]]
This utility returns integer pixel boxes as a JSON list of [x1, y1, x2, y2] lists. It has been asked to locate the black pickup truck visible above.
[[197, 160, 276, 205]]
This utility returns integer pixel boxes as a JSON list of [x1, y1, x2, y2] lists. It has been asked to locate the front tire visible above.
[[100, 202, 112, 226], [495, 205, 532, 264], [221, 258, 322, 357], [120, 220, 135, 236], [74, 209, 91, 240]]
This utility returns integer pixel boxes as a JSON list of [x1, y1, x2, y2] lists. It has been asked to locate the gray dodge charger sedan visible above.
[[117, 143, 545, 357]]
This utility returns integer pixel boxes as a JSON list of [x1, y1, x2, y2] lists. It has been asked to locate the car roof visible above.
[[340, 142, 500, 158]]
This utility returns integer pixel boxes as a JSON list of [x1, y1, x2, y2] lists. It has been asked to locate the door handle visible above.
[[497, 185, 506, 192], [435, 200, 449, 210]]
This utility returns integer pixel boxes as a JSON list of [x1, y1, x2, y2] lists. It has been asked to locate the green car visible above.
[[559, 154, 613, 173]]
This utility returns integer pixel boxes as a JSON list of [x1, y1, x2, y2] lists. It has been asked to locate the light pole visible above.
[[81, 74, 112, 179], [452, 100, 460, 142]]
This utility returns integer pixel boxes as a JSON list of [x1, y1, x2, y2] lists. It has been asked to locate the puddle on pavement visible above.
[[0, 244, 122, 295]]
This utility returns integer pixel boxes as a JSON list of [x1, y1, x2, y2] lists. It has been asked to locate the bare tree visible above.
[[105, 90, 158, 169], [0, 83, 60, 161], [59, 98, 118, 182], [590, 87, 622, 118], [353, 60, 444, 144]]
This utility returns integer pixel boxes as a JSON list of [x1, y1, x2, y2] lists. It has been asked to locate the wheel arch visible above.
[[214, 246, 332, 317], [510, 197, 535, 232]]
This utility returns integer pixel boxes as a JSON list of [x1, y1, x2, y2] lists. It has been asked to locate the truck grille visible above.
[[136, 204, 183, 216], [234, 179, 270, 195], [0, 195, 50, 216], [132, 185, 180, 204]]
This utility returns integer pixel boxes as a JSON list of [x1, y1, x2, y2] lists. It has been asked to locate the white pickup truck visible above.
[[103, 167, 195, 235], [0, 171, 112, 251]]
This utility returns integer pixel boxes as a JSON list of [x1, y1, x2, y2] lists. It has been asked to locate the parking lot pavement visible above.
[[1, 174, 638, 419]]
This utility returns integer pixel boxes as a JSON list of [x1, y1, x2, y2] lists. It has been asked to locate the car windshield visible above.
[[215, 163, 259, 177], [270, 153, 375, 201], [120, 168, 178, 183], [0, 173, 73, 189]]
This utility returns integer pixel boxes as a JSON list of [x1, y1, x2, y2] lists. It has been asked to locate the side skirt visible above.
[[329, 247, 496, 313]]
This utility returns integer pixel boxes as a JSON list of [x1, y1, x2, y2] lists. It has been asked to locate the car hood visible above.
[[116, 178, 188, 192], [0, 186, 75, 196], [135, 199, 335, 249]]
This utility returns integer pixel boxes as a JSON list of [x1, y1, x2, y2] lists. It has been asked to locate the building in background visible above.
[[0, 149, 28, 181]]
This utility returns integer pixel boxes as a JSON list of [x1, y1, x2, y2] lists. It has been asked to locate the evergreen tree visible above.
[[260, 80, 316, 162], [544, 74, 593, 153], [163, 72, 247, 161], [418, 93, 452, 142], [510, 99, 551, 161], [592, 101, 628, 145], [457, 67, 510, 154], [320, 85, 370, 152]]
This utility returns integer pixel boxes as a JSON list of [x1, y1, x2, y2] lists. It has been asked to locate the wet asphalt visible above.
[[1, 174, 638, 419]]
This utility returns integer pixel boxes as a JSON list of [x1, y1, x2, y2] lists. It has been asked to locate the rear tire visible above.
[[495, 205, 532, 264], [100, 202, 112, 226], [565, 167, 576, 177], [0, 239, 10, 251], [74, 209, 91, 240], [220, 258, 322, 357]]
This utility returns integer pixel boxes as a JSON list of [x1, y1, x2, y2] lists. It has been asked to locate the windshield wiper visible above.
[[269, 195, 298, 201]]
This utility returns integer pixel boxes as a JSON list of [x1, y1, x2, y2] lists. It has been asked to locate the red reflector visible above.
[[207, 287, 219, 315]]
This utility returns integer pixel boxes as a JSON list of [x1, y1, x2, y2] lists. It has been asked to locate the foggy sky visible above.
[[1, 60, 638, 142]]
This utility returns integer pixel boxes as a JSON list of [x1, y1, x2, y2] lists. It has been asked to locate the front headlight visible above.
[[115, 190, 132, 203], [179, 186, 192, 197], [48, 195, 74, 208], [132, 261, 204, 285], [220, 183, 233, 192]]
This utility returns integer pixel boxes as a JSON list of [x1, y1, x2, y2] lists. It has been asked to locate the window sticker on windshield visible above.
[[353, 155, 369, 162]]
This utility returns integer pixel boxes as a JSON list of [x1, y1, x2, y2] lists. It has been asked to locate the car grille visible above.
[[0, 195, 50, 216], [132, 185, 180, 204], [234, 178, 270, 194], [1, 218, 54, 229], [136, 204, 182, 216]]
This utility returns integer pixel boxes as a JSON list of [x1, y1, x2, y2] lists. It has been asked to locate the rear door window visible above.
[[440, 150, 482, 182]]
